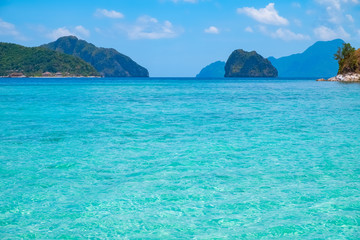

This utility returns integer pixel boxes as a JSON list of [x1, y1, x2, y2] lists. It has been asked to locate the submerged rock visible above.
[[225, 49, 277, 78]]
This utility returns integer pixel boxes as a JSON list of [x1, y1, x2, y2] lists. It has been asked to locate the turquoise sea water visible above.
[[1, 78, 360, 239]]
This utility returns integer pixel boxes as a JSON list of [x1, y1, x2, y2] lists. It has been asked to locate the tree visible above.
[[334, 43, 357, 74]]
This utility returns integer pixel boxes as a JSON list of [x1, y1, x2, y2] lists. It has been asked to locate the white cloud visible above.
[[121, 16, 181, 40], [95, 27, 102, 34], [245, 26, 253, 33], [294, 19, 302, 27], [313, 25, 350, 40], [0, 18, 22, 38], [316, 0, 359, 10], [316, 0, 341, 10], [292, 2, 301, 8], [316, 0, 359, 24], [346, 14, 354, 22], [47, 27, 73, 40], [75, 25, 90, 37], [237, 3, 289, 26], [204, 26, 219, 34], [258, 26, 309, 41], [271, 28, 310, 41], [47, 26, 90, 40], [95, 9, 124, 19]]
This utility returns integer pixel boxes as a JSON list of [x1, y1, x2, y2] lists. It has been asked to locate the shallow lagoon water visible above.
[[1, 78, 360, 239]]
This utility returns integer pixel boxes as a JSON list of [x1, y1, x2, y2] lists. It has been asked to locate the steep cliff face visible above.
[[42, 36, 149, 77], [225, 50, 277, 78]]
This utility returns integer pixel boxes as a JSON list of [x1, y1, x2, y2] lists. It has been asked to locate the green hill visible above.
[[225, 49, 277, 78], [42, 36, 149, 77], [0, 42, 99, 77]]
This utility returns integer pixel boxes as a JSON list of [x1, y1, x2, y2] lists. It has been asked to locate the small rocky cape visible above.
[[317, 73, 360, 82]]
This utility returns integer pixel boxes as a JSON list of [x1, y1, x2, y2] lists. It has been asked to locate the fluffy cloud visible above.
[[47, 27, 72, 40], [75, 25, 90, 37], [345, 14, 354, 22], [121, 16, 180, 40], [316, 0, 359, 24], [95, 9, 124, 19], [0, 18, 21, 38], [316, 0, 359, 10], [47, 26, 90, 40], [271, 28, 310, 41], [204, 26, 219, 34], [237, 3, 289, 26], [292, 2, 301, 8], [313, 25, 350, 40], [259, 26, 309, 41], [245, 26, 254, 33]]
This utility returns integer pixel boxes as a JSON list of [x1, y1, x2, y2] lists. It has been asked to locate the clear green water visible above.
[[1, 78, 360, 239]]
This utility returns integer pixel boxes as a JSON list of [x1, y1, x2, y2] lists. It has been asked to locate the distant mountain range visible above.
[[268, 39, 344, 78], [196, 39, 344, 78], [0, 42, 98, 77], [42, 36, 149, 78]]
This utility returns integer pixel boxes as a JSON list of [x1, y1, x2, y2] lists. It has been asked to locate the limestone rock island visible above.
[[225, 49, 278, 78]]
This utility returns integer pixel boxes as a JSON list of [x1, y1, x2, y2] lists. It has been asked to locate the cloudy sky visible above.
[[0, 0, 359, 77]]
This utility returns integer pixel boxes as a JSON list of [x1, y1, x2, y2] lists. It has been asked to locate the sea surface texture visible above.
[[1, 78, 360, 239]]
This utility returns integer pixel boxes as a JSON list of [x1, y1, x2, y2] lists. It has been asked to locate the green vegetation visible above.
[[0, 42, 99, 77], [42, 36, 149, 77], [225, 49, 278, 78], [334, 43, 359, 74]]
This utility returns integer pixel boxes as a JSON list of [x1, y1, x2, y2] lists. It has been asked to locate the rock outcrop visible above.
[[42, 36, 149, 78], [225, 49, 277, 78]]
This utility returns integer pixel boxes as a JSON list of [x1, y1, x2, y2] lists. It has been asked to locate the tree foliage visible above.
[[334, 43, 358, 74], [0, 42, 99, 77]]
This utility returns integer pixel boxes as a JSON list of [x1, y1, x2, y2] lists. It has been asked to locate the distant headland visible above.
[[0, 36, 149, 78], [42, 36, 149, 78]]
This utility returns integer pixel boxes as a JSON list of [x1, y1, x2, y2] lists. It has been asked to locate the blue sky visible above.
[[0, 0, 359, 77]]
